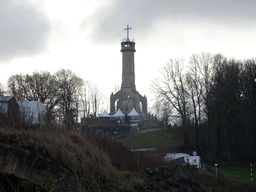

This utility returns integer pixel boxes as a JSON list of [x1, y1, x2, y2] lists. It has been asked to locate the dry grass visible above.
[[0, 125, 146, 191], [2, 125, 256, 191]]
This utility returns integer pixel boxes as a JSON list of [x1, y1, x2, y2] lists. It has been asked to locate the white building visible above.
[[164, 152, 201, 168], [18, 101, 47, 125]]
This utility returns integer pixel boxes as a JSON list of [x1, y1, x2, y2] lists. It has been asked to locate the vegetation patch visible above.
[[121, 129, 183, 149], [215, 162, 256, 184], [2, 126, 256, 191], [0, 126, 146, 191], [197, 168, 215, 176]]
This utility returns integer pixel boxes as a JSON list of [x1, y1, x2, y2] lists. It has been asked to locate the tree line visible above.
[[1, 69, 104, 126], [152, 53, 256, 162]]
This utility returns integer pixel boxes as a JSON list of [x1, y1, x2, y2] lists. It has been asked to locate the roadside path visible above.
[[118, 128, 162, 140], [135, 128, 162, 135]]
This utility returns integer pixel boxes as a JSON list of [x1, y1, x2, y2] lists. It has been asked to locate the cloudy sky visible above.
[[0, 0, 256, 110]]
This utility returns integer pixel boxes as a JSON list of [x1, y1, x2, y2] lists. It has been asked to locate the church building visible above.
[[110, 25, 147, 116]]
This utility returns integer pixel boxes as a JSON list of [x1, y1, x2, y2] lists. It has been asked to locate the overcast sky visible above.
[[0, 0, 256, 110]]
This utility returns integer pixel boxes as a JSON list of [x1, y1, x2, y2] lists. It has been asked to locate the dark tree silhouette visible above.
[[152, 53, 256, 161]]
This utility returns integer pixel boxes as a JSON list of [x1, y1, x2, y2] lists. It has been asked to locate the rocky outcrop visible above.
[[0, 143, 78, 192], [116, 166, 213, 192], [140, 166, 212, 192]]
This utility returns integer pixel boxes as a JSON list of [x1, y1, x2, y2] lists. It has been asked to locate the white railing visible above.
[[121, 38, 135, 42]]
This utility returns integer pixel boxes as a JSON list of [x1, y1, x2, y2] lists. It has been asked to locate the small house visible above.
[[17, 101, 47, 126], [0, 96, 20, 126], [164, 152, 201, 168]]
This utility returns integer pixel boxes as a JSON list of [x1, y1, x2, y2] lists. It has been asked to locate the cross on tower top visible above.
[[124, 25, 132, 40]]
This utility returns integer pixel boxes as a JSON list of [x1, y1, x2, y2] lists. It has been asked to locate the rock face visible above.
[[0, 142, 215, 192], [140, 166, 211, 192], [117, 165, 212, 192], [0, 143, 78, 192]]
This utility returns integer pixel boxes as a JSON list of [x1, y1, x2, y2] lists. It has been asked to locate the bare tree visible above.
[[7, 69, 85, 126], [152, 59, 191, 150], [54, 69, 84, 125], [152, 99, 173, 128], [89, 83, 103, 117], [186, 53, 213, 150], [242, 59, 256, 159], [0, 83, 6, 95], [8, 74, 29, 100], [77, 81, 106, 121], [79, 81, 91, 118], [152, 53, 256, 161], [8, 71, 60, 110], [111, 84, 121, 94]]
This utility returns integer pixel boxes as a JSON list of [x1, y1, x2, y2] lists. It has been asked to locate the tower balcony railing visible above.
[[121, 38, 135, 43]]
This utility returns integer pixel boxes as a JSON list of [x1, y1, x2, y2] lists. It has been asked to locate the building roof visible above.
[[112, 109, 125, 117], [17, 101, 47, 124], [17, 101, 47, 113], [0, 96, 13, 102], [98, 110, 110, 117], [128, 108, 140, 116]]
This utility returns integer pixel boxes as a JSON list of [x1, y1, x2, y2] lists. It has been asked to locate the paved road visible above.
[[135, 128, 162, 135], [118, 128, 162, 140]]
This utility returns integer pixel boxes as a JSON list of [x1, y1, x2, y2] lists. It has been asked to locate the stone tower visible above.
[[110, 25, 147, 115]]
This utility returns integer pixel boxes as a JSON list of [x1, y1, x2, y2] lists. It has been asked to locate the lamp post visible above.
[[251, 162, 253, 183], [215, 164, 218, 178]]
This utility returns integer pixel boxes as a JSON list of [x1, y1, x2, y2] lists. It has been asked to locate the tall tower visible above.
[[110, 25, 147, 115], [121, 25, 136, 89]]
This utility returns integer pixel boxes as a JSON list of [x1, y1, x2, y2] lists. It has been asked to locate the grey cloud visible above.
[[0, 1, 51, 62], [81, 0, 256, 45]]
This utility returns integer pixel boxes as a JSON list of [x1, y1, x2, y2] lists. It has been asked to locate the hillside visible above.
[[1, 126, 256, 191], [0, 126, 146, 191], [120, 129, 184, 149]]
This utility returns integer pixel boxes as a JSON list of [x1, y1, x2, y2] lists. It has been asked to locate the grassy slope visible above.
[[121, 129, 184, 149], [216, 162, 256, 184], [1, 126, 255, 191], [0, 126, 143, 191], [122, 128, 256, 187]]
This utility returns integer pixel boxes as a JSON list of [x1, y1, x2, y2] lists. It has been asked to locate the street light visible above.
[[215, 164, 218, 178], [251, 162, 253, 183]]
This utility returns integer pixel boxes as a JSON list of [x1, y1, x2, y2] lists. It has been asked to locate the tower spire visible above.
[[124, 25, 132, 41]]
